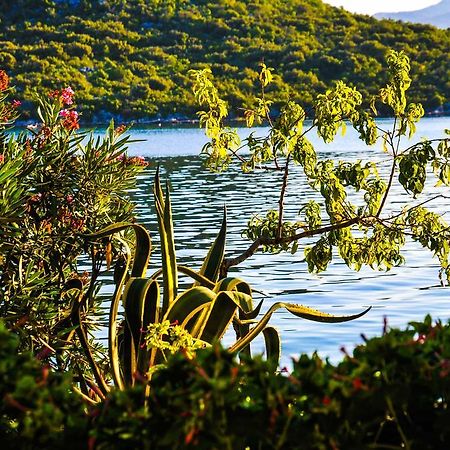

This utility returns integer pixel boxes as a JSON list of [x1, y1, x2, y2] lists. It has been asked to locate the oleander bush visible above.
[[0, 71, 148, 373], [1, 316, 450, 449]]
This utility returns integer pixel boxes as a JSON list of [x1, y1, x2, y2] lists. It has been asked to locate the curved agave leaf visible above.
[[198, 292, 239, 343], [198, 206, 227, 283], [83, 222, 151, 277], [262, 326, 280, 371], [122, 277, 160, 384], [214, 277, 252, 295], [69, 281, 109, 396], [164, 286, 216, 329], [153, 168, 178, 312], [177, 265, 216, 289], [138, 280, 160, 373], [109, 244, 131, 390], [214, 277, 262, 319], [229, 304, 371, 353]]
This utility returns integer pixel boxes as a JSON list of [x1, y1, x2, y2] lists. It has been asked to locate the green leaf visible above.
[[214, 276, 251, 295], [83, 222, 151, 277], [109, 249, 130, 390], [177, 265, 216, 289], [229, 303, 371, 353], [198, 292, 239, 343], [262, 326, 280, 371], [153, 168, 178, 312], [122, 278, 160, 382], [164, 286, 216, 329], [198, 206, 227, 283]]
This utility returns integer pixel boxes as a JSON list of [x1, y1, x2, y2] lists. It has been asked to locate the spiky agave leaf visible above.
[[198, 206, 227, 283], [153, 168, 178, 312], [262, 326, 280, 371], [229, 304, 372, 353], [83, 222, 151, 277]]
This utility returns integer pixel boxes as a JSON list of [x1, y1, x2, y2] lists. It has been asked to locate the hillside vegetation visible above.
[[1, 0, 449, 122]]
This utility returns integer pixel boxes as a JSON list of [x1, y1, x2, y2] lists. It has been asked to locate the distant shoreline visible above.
[[14, 111, 450, 129]]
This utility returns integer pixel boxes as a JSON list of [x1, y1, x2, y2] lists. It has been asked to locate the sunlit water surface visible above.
[[90, 117, 450, 367]]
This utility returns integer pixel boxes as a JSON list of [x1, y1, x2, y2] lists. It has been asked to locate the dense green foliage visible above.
[[2, 317, 450, 449], [193, 51, 450, 284], [1, 0, 449, 121], [0, 322, 87, 449], [0, 80, 148, 375]]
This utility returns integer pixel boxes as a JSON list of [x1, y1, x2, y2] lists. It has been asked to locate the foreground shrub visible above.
[[92, 316, 450, 449], [0, 321, 87, 449], [0, 74, 148, 373], [2, 317, 449, 449]]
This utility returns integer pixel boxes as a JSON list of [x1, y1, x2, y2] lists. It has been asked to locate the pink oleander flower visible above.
[[61, 86, 75, 105], [114, 124, 127, 135], [129, 156, 149, 166], [11, 100, 21, 108], [59, 109, 79, 130]]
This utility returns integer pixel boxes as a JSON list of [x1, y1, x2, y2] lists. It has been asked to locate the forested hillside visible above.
[[1, 0, 449, 122]]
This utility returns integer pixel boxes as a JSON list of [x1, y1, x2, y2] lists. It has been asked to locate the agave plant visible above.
[[72, 169, 369, 398]]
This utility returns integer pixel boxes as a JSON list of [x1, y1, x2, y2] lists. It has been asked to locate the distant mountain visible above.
[[375, 0, 450, 28], [1, 0, 449, 121]]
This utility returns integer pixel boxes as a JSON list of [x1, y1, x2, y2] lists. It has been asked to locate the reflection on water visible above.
[[108, 117, 450, 366]]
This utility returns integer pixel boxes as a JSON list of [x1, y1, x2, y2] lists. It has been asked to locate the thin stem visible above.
[[229, 146, 248, 164], [72, 386, 99, 405], [261, 82, 274, 129], [376, 118, 399, 217], [398, 138, 448, 157], [277, 155, 291, 239], [385, 395, 411, 450], [376, 157, 396, 217]]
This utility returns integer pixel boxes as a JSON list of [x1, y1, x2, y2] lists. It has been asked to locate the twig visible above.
[[277, 155, 291, 239]]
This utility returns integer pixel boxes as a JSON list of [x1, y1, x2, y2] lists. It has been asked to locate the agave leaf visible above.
[[154, 165, 165, 210], [214, 277, 262, 319], [153, 172, 177, 312], [177, 265, 216, 289], [164, 286, 216, 328], [150, 265, 217, 289], [122, 277, 160, 384], [83, 222, 151, 277], [262, 326, 280, 371], [229, 303, 371, 353], [164, 180, 178, 299], [214, 277, 252, 295], [109, 243, 131, 390], [70, 286, 109, 396], [284, 304, 371, 322], [123, 278, 157, 354], [198, 292, 239, 343], [122, 319, 136, 387], [240, 299, 264, 320], [198, 206, 227, 283], [137, 280, 160, 374]]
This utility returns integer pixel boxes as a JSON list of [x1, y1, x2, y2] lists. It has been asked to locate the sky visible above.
[[323, 0, 441, 15]]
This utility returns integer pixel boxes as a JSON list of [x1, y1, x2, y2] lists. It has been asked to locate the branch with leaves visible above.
[[192, 51, 450, 280]]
